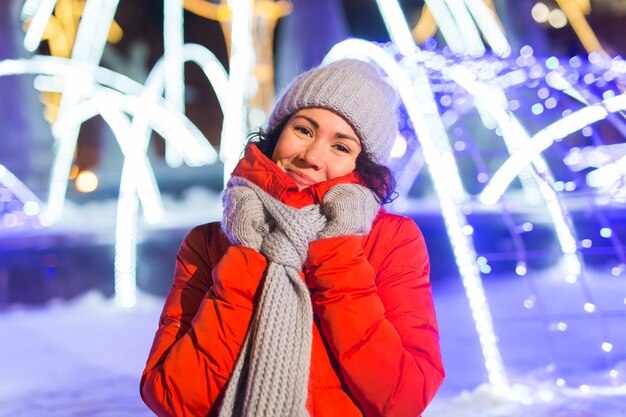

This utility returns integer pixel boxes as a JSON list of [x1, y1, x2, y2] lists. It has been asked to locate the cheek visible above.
[[271, 134, 296, 164], [328, 158, 358, 178]]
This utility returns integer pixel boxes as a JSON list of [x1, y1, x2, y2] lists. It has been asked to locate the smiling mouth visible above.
[[287, 169, 316, 188]]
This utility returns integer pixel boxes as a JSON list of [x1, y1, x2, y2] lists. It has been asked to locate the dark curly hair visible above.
[[247, 121, 397, 204]]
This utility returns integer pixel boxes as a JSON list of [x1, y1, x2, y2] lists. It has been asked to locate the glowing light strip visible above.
[[0, 164, 43, 208], [444, 0, 485, 56], [220, 0, 255, 184], [325, 39, 509, 394], [22, 0, 58, 52], [480, 99, 623, 205], [545, 71, 588, 104], [163, 0, 185, 167], [0, 57, 142, 100], [21, 0, 45, 19], [70, 0, 119, 63], [422, 0, 466, 55], [586, 154, 626, 190], [96, 107, 139, 308], [148, 43, 229, 109], [48, 0, 120, 223], [374, 0, 418, 56], [463, 0, 510, 57]]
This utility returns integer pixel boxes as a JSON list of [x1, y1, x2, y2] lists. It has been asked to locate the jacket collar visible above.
[[230, 144, 362, 208]]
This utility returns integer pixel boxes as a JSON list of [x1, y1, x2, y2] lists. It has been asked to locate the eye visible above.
[[333, 143, 351, 153], [294, 126, 313, 136]]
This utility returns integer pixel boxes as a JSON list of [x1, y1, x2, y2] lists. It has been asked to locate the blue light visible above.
[[600, 228, 613, 238], [553, 181, 565, 191], [520, 45, 534, 58], [569, 56, 582, 68], [546, 56, 559, 70], [531, 103, 544, 115]]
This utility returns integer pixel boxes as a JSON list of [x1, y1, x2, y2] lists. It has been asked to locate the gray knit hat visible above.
[[267, 59, 399, 164]]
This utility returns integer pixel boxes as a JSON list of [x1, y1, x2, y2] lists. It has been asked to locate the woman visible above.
[[141, 59, 444, 417]]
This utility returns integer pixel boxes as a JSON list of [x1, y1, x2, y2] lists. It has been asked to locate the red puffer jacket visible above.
[[141, 144, 444, 417]]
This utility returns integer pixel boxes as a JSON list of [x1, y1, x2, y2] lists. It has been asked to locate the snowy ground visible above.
[[1, 270, 625, 416]]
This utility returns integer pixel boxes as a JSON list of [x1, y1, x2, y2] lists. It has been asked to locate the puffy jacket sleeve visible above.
[[304, 216, 444, 417], [140, 224, 267, 417]]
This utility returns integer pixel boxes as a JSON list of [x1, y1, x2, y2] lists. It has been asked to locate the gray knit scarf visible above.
[[218, 176, 327, 417]]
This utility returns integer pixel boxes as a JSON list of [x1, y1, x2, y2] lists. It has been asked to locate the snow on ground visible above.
[[1, 267, 625, 416]]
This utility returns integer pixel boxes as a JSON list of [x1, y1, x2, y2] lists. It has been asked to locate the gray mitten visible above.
[[318, 184, 380, 239], [221, 186, 271, 251]]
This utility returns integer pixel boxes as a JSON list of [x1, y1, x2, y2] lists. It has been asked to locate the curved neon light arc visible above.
[[0, 57, 145, 96], [56, 93, 165, 223], [39, 83, 217, 165], [480, 96, 626, 206], [148, 43, 230, 110]]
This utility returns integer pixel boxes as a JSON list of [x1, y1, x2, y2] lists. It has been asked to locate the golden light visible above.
[[69, 164, 79, 180], [75, 170, 98, 193]]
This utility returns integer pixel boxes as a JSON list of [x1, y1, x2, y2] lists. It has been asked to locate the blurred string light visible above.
[[480, 94, 626, 206], [417, 0, 510, 57], [449, 64, 582, 281], [163, 0, 186, 167], [219, 0, 255, 182], [0, 164, 46, 228]]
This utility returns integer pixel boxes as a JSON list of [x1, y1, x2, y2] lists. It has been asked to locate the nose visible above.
[[300, 139, 323, 170]]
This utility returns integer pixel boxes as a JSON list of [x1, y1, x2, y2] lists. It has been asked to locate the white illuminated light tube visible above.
[[463, 0, 511, 57], [96, 107, 141, 308], [374, 0, 418, 56], [325, 39, 509, 394], [22, 0, 58, 52], [220, 0, 255, 184], [163, 0, 185, 167], [443, 0, 485, 56], [422, 0, 466, 54]]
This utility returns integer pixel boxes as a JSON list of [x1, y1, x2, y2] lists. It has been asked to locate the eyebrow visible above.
[[292, 115, 361, 147]]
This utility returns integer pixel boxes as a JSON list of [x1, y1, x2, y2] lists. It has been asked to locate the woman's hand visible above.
[[318, 183, 380, 239], [221, 186, 272, 251]]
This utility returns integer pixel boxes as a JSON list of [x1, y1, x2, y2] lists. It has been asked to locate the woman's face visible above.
[[271, 108, 362, 190]]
